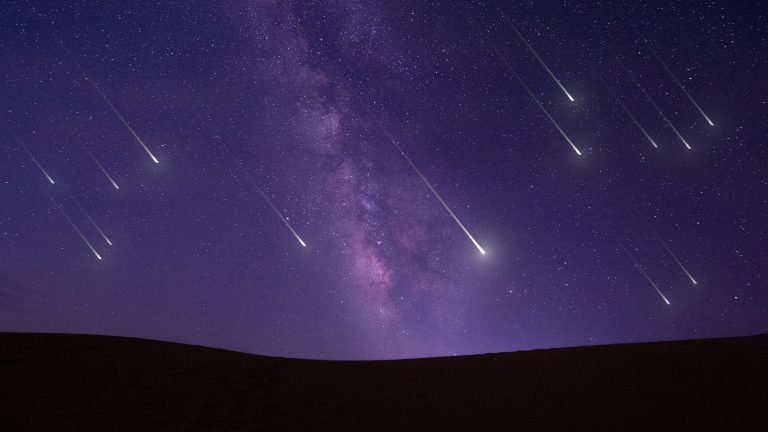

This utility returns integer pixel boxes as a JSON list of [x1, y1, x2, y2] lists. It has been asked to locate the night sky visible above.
[[1, 0, 766, 360]]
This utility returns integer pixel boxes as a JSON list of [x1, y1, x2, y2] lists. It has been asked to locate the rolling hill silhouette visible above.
[[2, 332, 766, 430]]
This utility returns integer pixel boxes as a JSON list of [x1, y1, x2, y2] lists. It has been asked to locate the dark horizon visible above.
[[3, 332, 767, 430], [4, 330, 768, 361]]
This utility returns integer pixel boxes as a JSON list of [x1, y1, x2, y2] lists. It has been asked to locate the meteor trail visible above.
[[633, 208, 698, 286], [368, 114, 486, 255], [64, 126, 120, 189], [3, 122, 55, 184], [220, 142, 306, 248], [72, 197, 113, 246], [619, 244, 670, 305], [62, 42, 159, 164], [491, 1, 575, 102], [83, 144, 120, 190], [600, 77, 658, 149], [621, 62, 693, 150], [644, 39, 714, 127], [493, 48, 582, 155], [49, 196, 102, 260], [340, 77, 486, 254], [655, 235, 698, 286]]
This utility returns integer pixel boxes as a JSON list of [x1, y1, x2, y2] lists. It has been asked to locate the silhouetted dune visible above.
[[1, 332, 767, 431]]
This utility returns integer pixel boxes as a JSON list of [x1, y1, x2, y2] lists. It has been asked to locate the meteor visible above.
[[72, 197, 113, 246], [631, 207, 697, 285], [3, 122, 55, 184], [491, 1, 575, 102], [83, 144, 120, 190], [655, 235, 698, 286], [49, 196, 102, 260], [619, 244, 670, 305], [622, 63, 693, 150], [62, 42, 159, 164], [644, 39, 714, 127], [493, 48, 582, 155], [220, 142, 306, 248], [600, 77, 658, 149], [64, 125, 120, 189], [22, 144, 55, 184], [369, 115, 486, 255]]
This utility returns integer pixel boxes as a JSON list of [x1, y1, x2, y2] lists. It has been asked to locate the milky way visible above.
[[1, 1, 766, 359], [244, 2, 480, 355]]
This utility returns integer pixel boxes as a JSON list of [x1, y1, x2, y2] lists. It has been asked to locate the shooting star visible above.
[[619, 243, 670, 305], [656, 235, 698, 286], [600, 77, 658, 149], [340, 77, 486, 254], [494, 48, 582, 155], [369, 115, 486, 255], [620, 60, 693, 150], [491, 1, 575, 102], [64, 125, 120, 189], [3, 122, 55, 184], [644, 39, 714, 127], [633, 208, 697, 286], [49, 196, 102, 260], [220, 142, 306, 248], [72, 197, 113, 246], [83, 143, 120, 190], [62, 42, 159, 164]]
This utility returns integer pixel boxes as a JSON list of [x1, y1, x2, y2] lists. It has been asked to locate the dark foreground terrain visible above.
[[1, 333, 767, 431]]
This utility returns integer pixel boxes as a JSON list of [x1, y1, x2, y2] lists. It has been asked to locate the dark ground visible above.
[[1, 332, 767, 431]]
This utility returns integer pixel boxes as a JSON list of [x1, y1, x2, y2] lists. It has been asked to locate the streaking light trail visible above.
[[600, 77, 658, 149], [491, 1, 575, 102], [62, 42, 159, 164], [49, 196, 102, 260], [619, 243, 670, 305], [494, 48, 582, 156], [644, 39, 714, 127], [621, 61, 693, 150], [72, 196, 113, 246], [83, 143, 120, 190], [369, 115, 486, 255], [3, 122, 55, 184], [632, 207, 698, 286], [656, 235, 698, 286], [64, 125, 120, 189], [221, 142, 306, 248]]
